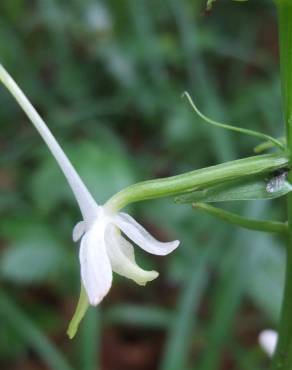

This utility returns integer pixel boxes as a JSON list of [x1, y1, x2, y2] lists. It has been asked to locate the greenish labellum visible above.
[[174, 172, 292, 204], [67, 285, 89, 339]]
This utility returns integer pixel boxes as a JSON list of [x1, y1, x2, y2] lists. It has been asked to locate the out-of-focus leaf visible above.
[[105, 304, 172, 328], [168, 0, 235, 162], [160, 245, 213, 370], [30, 141, 137, 212], [175, 174, 292, 204], [0, 319, 26, 360], [196, 202, 279, 370], [0, 216, 55, 241], [0, 190, 23, 211], [247, 237, 284, 322], [164, 105, 202, 146], [0, 292, 73, 370], [77, 307, 100, 370], [0, 239, 66, 284]]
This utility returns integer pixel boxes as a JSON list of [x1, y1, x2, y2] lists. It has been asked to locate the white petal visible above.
[[105, 224, 159, 285], [73, 221, 86, 242], [113, 212, 180, 256], [259, 330, 278, 357], [79, 226, 112, 306]]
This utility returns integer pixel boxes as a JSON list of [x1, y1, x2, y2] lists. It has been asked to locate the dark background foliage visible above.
[[0, 0, 285, 369]]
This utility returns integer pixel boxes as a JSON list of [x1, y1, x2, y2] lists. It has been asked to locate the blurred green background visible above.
[[0, 0, 286, 369]]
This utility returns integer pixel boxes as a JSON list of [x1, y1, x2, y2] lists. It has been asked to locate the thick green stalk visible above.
[[106, 153, 288, 211], [272, 2, 292, 369]]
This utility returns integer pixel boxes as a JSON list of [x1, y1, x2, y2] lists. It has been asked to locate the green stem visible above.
[[106, 153, 288, 211], [193, 202, 288, 235], [254, 137, 286, 154], [183, 92, 286, 151], [271, 2, 292, 369]]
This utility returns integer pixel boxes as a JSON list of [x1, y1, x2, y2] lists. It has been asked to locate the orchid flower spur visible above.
[[0, 64, 179, 336]]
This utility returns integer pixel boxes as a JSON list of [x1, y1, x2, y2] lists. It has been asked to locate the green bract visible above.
[[175, 173, 292, 204]]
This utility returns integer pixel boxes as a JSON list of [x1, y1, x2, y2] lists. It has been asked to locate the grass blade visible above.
[[160, 245, 213, 370], [77, 307, 100, 370], [0, 292, 73, 370]]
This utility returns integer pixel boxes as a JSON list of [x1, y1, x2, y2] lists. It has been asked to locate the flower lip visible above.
[[105, 223, 160, 286]]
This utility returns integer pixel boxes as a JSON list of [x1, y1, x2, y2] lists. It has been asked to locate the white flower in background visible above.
[[259, 330, 278, 357], [0, 64, 179, 306], [85, 2, 112, 34]]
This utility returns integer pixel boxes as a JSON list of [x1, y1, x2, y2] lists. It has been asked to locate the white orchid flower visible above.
[[0, 64, 179, 308], [259, 329, 278, 357], [73, 207, 179, 305]]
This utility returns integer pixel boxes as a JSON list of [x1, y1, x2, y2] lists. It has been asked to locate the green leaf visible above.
[[30, 141, 137, 212], [0, 216, 55, 241], [0, 292, 73, 370], [247, 237, 284, 322], [0, 238, 65, 284], [193, 202, 287, 235], [78, 306, 100, 370], [196, 202, 271, 370], [161, 247, 212, 370], [175, 173, 292, 204], [105, 304, 172, 328]]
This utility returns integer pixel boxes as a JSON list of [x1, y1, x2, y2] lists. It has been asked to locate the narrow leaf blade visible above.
[[175, 174, 292, 204]]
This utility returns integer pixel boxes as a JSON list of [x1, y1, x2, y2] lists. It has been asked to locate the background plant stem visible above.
[[271, 2, 292, 369]]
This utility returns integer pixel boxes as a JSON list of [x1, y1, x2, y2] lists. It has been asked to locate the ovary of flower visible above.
[[0, 63, 180, 307], [259, 330, 278, 357]]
